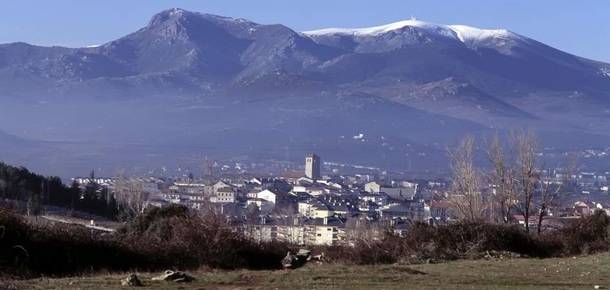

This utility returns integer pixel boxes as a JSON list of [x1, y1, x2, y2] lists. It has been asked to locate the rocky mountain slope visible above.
[[0, 8, 609, 175]]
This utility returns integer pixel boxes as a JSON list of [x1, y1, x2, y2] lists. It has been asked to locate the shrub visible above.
[[0, 205, 289, 278], [560, 210, 610, 255], [0, 209, 32, 275], [116, 204, 289, 270], [24, 223, 146, 275], [426, 222, 562, 258], [0, 208, 150, 277], [321, 220, 576, 265], [1, 206, 609, 277]]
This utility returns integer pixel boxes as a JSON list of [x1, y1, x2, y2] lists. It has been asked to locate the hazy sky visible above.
[[1, 0, 609, 62]]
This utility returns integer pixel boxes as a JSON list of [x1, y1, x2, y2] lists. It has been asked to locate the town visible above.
[[70, 152, 610, 246]]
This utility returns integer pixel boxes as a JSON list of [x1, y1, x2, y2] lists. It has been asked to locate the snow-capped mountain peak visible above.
[[304, 19, 521, 44], [303, 19, 455, 37]]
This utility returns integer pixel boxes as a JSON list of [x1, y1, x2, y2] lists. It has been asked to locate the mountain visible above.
[[0, 8, 609, 176]]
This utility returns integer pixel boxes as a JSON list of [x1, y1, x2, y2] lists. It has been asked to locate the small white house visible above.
[[247, 198, 275, 213], [256, 189, 277, 204]]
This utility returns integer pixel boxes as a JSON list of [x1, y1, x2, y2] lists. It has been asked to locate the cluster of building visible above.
[[79, 154, 442, 245], [71, 153, 610, 246]]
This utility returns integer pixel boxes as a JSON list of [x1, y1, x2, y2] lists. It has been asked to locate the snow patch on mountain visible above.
[[304, 19, 519, 44], [303, 19, 457, 39], [448, 25, 515, 43]]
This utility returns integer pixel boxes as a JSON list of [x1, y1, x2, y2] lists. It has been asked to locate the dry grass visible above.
[[8, 252, 610, 290]]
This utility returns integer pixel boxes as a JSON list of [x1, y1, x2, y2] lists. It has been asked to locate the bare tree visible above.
[[535, 154, 577, 234], [114, 173, 145, 220], [486, 133, 517, 224], [513, 131, 538, 234], [448, 136, 487, 222], [345, 217, 384, 246]]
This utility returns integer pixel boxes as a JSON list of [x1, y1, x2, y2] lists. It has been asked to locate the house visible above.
[[297, 194, 356, 219], [213, 181, 232, 193], [303, 217, 346, 246], [244, 189, 281, 212], [400, 181, 418, 188], [306, 224, 338, 245], [315, 179, 343, 190], [377, 201, 430, 221], [574, 201, 593, 216], [357, 192, 388, 211], [298, 201, 317, 217], [364, 182, 381, 193], [249, 177, 263, 185], [210, 187, 235, 203], [312, 204, 333, 218], [364, 182, 417, 201], [169, 183, 207, 196], [256, 189, 277, 204], [298, 200, 331, 218], [246, 216, 346, 246], [381, 187, 417, 201], [329, 203, 351, 216], [290, 184, 327, 196], [291, 185, 308, 194], [246, 198, 275, 213], [512, 215, 540, 228], [297, 177, 314, 185]]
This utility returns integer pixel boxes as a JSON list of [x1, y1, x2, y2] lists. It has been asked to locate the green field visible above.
[[6, 253, 610, 290]]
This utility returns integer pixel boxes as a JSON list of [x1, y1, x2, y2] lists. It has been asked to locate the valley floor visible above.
[[6, 252, 610, 290]]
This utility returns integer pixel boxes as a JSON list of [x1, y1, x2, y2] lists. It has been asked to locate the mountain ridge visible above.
[[0, 8, 609, 176]]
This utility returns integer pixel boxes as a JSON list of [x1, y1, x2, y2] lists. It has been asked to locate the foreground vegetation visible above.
[[1, 204, 609, 279], [0, 206, 289, 277], [6, 252, 610, 289]]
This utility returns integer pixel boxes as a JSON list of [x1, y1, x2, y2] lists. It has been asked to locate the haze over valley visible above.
[[1, 8, 609, 177]]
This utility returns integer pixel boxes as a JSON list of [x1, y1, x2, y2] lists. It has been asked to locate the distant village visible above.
[[72, 153, 610, 246]]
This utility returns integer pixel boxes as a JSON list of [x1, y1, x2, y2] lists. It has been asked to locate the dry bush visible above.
[[2, 206, 609, 277], [559, 210, 610, 255], [116, 204, 289, 270], [394, 222, 559, 260], [24, 224, 145, 275], [0, 209, 147, 277], [1, 205, 289, 278], [322, 221, 573, 265], [0, 209, 31, 275]]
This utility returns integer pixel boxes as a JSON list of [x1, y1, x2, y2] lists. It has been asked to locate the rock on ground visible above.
[[151, 270, 195, 283], [121, 274, 143, 287]]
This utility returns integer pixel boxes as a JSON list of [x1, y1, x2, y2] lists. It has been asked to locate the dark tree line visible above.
[[0, 162, 118, 219]]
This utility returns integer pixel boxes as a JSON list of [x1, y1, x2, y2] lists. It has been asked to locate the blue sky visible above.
[[1, 0, 609, 62]]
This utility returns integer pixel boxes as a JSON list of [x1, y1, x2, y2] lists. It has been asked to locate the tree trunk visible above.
[[524, 197, 532, 234], [537, 205, 546, 235]]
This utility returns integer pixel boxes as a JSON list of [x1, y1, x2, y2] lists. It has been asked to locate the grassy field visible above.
[[6, 252, 610, 290]]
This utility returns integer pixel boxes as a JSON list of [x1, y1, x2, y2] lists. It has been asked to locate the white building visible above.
[[210, 187, 235, 203], [256, 189, 277, 204], [246, 198, 275, 213], [247, 221, 345, 246], [364, 182, 381, 193], [364, 181, 417, 201]]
